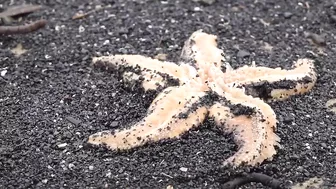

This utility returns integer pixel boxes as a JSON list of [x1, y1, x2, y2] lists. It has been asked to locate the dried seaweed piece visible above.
[[0, 4, 47, 35], [0, 4, 43, 18], [72, 5, 112, 20], [72, 10, 97, 20], [221, 173, 285, 189], [0, 19, 47, 35]]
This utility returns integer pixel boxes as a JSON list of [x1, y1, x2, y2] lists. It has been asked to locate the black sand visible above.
[[0, 0, 335, 188]]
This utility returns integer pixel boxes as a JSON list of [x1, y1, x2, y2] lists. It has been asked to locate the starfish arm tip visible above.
[[88, 131, 123, 150]]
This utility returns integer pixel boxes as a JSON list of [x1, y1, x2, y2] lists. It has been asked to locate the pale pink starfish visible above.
[[88, 30, 316, 166]]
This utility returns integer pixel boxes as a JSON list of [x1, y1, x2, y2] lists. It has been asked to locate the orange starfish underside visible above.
[[88, 30, 317, 166]]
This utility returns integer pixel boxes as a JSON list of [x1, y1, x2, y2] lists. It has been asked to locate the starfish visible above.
[[88, 30, 316, 166]]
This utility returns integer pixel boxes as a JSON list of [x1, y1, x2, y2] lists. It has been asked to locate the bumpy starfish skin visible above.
[[89, 30, 317, 166]]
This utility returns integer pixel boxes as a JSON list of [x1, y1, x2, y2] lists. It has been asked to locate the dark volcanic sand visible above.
[[0, 0, 335, 188]]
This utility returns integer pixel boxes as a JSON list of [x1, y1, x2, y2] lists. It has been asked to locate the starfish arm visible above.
[[209, 104, 265, 166], [222, 58, 317, 101], [180, 30, 227, 71], [92, 55, 196, 91], [88, 86, 208, 150], [209, 86, 280, 166]]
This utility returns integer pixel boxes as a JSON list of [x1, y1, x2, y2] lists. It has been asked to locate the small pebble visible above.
[[55, 25, 61, 31], [192, 0, 216, 5], [283, 12, 293, 19], [179, 167, 188, 172], [0, 70, 7, 77], [79, 25, 85, 33], [110, 121, 119, 128], [326, 99, 336, 113], [154, 53, 168, 61], [106, 171, 112, 178], [103, 40, 110, 46], [194, 7, 201, 11], [118, 28, 128, 35], [304, 32, 326, 46], [42, 179, 48, 184], [330, 15, 336, 23], [290, 154, 299, 160], [57, 143, 67, 148], [68, 163, 75, 169], [283, 116, 294, 123], [167, 185, 174, 189], [237, 50, 250, 58], [66, 116, 81, 126]]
